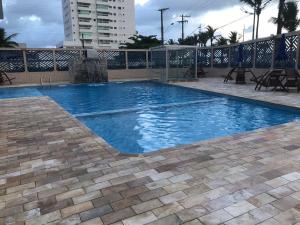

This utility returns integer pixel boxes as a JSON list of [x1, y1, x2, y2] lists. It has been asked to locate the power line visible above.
[[187, 14, 251, 37]]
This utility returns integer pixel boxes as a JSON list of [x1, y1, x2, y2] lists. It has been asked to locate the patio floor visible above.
[[1, 79, 300, 224]]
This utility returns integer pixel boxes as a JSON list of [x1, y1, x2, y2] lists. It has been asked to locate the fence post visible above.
[[211, 48, 214, 68], [53, 49, 57, 71], [125, 50, 128, 70], [296, 34, 300, 70], [165, 49, 169, 82], [146, 50, 149, 69], [22, 50, 28, 72], [253, 41, 257, 69], [227, 46, 230, 68], [271, 38, 275, 69], [195, 48, 198, 79]]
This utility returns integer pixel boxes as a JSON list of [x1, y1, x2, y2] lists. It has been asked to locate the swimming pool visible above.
[[1, 81, 300, 154]]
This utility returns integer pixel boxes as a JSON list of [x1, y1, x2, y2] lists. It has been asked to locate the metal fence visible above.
[[149, 31, 300, 71], [0, 49, 149, 73], [1, 31, 300, 74]]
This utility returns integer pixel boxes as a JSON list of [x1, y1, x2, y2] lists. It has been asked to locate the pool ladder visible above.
[[40, 75, 52, 88]]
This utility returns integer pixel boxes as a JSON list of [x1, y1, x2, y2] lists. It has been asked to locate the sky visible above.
[[0, 0, 286, 47]]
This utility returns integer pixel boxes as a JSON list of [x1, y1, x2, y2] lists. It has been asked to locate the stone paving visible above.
[[1, 80, 300, 224]]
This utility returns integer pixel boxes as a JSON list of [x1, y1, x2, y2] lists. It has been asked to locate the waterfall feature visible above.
[[69, 49, 108, 83]]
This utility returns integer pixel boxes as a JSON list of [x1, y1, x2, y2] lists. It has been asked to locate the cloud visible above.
[[0, 0, 284, 47], [0, 0, 64, 47]]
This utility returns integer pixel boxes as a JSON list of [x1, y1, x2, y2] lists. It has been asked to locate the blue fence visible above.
[[0, 49, 149, 73], [1, 31, 300, 73]]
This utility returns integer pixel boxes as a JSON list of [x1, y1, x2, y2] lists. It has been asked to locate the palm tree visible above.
[[198, 32, 209, 47], [217, 36, 228, 46], [0, 28, 18, 48], [229, 31, 239, 44], [271, 1, 300, 32], [206, 26, 217, 46], [240, 0, 273, 39], [276, 0, 286, 34]]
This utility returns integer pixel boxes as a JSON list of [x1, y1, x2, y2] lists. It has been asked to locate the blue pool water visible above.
[[1, 81, 300, 154]]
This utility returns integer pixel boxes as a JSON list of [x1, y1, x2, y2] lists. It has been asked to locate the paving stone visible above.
[[80, 205, 112, 222], [271, 196, 300, 211], [159, 191, 187, 204], [176, 205, 208, 222], [122, 211, 157, 225], [200, 209, 233, 225], [92, 193, 123, 208], [56, 188, 85, 201], [138, 188, 168, 202], [61, 201, 93, 218], [152, 202, 184, 219], [101, 208, 135, 225], [268, 186, 294, 199], [265, 177, 289, 188], [182, 219, 203, 225], [79, 217, 104, 225], [146, 214, 182, 225], [131, 199, 162, 214], [111, 196, 141, 211], [247, 193, 276, 207], [282, 172, 300, 181], [169, 174, 193, 183], [72, 191, 102, 204], [274, 208, 300, 225], [224, 200, 256, 217]]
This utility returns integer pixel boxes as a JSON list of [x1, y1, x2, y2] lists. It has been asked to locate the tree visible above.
[[0, 28, 18, 48], [276, 0, 286, 34], [178, 35, 198, 46], [167, 39, 176, 45], [240, 0, 272, 39], [217, 36, 228, 46], [122, 34, 160, 49], [206, 25, 217, 46], [229, 31, 239, 44], [271, 1, 300, 32], [198, 32, 209, 47]]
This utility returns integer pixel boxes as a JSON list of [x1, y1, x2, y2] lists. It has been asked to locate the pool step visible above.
[[74, 99, 222, 118]]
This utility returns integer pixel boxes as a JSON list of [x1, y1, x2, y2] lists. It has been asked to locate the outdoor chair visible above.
[[255, 69, 284, 91], [235, 68, 246, 84], [184, 66, 207, 80], [224, 67, 236, 83], [0, 71, 15, 85], [284, 69, 300, 92]]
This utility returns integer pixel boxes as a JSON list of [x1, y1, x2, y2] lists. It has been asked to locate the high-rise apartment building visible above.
[[60, 0, 136, 49]]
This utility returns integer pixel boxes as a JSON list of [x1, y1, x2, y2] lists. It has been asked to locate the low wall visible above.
[[7, 69, 152, 85], [204, 67, 270, 80]]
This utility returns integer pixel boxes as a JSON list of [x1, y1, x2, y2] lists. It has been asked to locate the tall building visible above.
[[60, 0, 136, 49]]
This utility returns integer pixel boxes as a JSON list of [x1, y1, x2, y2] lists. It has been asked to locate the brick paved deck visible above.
[[1, 80, 300, 224]]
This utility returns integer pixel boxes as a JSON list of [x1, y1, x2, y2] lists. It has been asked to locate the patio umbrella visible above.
[[275, 34, 288, 68], [237, 44, 244, 67]]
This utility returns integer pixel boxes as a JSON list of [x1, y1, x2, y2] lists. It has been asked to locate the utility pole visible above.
[[0, 0, 3, 19], [198, 25, 202, 47], [158, 8, 169, 45], [276, 0, 285, 35], [178, 14, 190, 40]]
